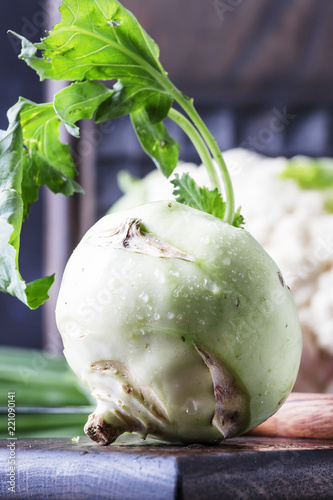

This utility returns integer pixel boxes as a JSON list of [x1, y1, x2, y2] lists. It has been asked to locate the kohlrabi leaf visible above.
[[171, 173, 244, 227], [0, 103, 55, 308], [10, 98, 83, 219], [12, 0, 179, 175], [54, 81, 112, 137], [281, 157, 333, 190], [12, 0, 167, 89], [171, 173, 226, 218], [232, 207, 245, 229], [25, 275, 56, 309], [145, 93, 173, 125], [95, 82, 172, 124], [1, 0, 243, 313], [131, 109, 179, 177]]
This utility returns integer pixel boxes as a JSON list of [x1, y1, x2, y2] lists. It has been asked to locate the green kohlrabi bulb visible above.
[[56, 201, 302, 445]]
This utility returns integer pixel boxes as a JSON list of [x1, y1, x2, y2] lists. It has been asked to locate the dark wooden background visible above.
[[123, 0, 333, 105]]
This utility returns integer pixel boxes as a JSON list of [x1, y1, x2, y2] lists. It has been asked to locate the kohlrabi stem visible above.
[[111, 51, 235, 223], [168, 108, 219, 189], [170, 89, 235, 225]]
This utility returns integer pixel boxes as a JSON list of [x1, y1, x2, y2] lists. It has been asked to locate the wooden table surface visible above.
[[1, 435, 333, 499]]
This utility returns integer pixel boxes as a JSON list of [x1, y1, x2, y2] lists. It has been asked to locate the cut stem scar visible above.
[[194, 344, 250, 439], [86, 217, 195, 261]]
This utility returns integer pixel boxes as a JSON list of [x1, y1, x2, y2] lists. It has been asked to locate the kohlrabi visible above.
[[56, 201, 301, 444], [0, 0, 302, 444]]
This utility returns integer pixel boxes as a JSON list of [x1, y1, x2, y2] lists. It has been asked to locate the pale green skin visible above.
[[56, 201, 302, 444]]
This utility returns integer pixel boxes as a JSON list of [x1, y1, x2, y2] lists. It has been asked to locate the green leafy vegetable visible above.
[[232, 207, 245, 229], [11, 0, 165, 85], [95, 82, 173, 124], [54, 80, 112, 137], [0, 110, 27, 306], [16, 99, 83, 203], [1, 0, 241, 308], [0, 347, 93, 438], [131, 108, 180, 177], [0, 347, 92, 406], [171, 173, 244, 227], [0, 98, 83, 308], [0, 103, 53, 308], [11, 0, 234, 206], [171, 173, 226, 218], [11, 0, 182, 175]]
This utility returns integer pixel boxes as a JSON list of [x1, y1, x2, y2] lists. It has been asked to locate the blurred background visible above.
[[0, 0, 333, 434]]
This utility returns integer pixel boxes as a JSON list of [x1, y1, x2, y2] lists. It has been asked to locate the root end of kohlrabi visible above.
[[90, 359, 170, 423], [82, 359, 172, 444], [84, 414, 123, 446], [84, 348, 250, 445]]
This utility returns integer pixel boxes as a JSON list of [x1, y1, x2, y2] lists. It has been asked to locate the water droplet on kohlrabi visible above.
[[153, 312, 160, 321], [247, 271, 255, 281], [66, 322, 88, 339], [201, 235, 210, 245], [169, 269, 180, 278], [167, 312, 175, 320], [154, 268, 166, 284], [185, 398, 198, 415], [203, 278, 220, 294], [139, 291, 149, 303], [236, 334, 243, 344]]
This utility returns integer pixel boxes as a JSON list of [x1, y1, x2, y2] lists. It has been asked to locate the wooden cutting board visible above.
[[1, 435, 333, 499], [250, 392, 333, 439], [1, 393, 333, 499]]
